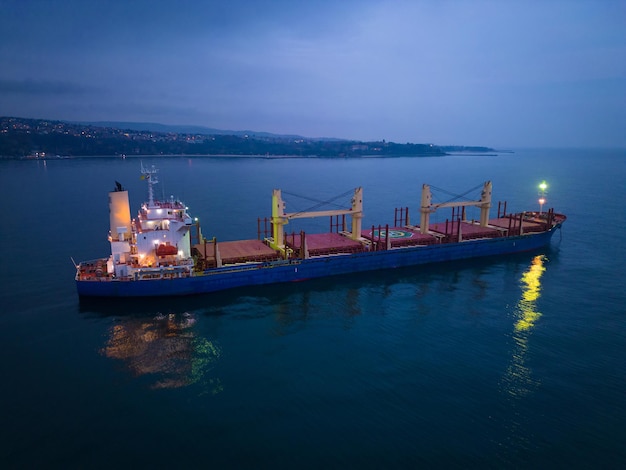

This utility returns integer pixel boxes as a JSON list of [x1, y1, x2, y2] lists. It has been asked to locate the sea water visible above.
[[1, 149, 625, 468]]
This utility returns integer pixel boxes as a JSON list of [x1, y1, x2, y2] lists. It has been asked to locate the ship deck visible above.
[[194, 239, 281, 267], [362, 212, 552, 245], [488, 214, 548, 234], [429, 220, 503, 240], [284, 232, 365, 256], [425, 214, 550, 239], [190, 212, 558, 267], [361, 226, 438, 247]]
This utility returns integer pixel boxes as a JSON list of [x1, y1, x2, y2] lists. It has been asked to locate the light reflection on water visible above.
[[101, 312, 222, 393], [498, 255, 547, 458], [502, 254, 546, 399]]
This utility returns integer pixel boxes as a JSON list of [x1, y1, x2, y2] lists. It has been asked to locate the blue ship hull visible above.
[[76, 226, 561, 298]]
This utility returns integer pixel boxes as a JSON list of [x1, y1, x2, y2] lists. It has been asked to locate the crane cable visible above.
[[282, 188, 356, 217]]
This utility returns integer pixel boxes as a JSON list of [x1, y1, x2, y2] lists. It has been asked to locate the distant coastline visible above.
[[0, 116, 497, 159]]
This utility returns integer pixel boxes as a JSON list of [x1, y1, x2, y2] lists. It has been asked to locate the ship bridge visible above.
[[139, 198, 192, 229]]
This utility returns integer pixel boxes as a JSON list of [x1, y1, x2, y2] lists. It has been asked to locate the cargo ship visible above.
[[75, 165, 566, 297]]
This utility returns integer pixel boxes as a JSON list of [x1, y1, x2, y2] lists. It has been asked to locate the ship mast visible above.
[[270, 187, 363, 251], [141, 163, 159, 207], [420, 181, 492, 233]]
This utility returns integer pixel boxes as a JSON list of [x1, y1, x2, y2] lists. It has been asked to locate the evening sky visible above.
[[1, 0, 624, 148]]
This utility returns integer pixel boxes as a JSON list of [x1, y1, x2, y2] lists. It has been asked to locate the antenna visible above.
[[140, 162, 159, 207]]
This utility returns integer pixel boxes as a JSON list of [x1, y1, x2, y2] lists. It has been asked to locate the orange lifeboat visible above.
[[156, 244, 177, 256]]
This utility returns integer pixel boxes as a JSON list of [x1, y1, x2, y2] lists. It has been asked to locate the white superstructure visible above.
[[104, 164, 197, 280]]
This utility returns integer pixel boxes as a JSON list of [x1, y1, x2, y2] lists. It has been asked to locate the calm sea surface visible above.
[[1, 149, 625, 468]]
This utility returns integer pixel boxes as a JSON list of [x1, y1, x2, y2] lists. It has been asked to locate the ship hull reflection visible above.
[[101, 312, 222, 392]]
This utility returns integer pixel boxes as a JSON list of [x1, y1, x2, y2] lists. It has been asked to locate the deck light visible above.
[[538, 181, 548, 214], [538, 197, 546, 213]]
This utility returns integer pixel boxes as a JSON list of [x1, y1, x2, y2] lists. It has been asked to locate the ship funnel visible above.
[[109, 185, 132, 241]]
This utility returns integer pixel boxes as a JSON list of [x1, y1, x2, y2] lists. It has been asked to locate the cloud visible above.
[[0, 79, 96, 95]]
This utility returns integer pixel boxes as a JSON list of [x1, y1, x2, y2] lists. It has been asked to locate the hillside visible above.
[[0, 117, 493, 158]]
